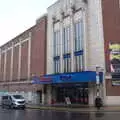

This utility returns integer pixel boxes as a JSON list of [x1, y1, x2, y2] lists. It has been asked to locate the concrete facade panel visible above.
[[47, 0, 105, 73], [106, 96, 120, 105], [87, 0, 105, 71]]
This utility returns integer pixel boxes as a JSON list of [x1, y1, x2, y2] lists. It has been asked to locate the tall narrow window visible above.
[[75, 55, 84, 72], [54, 31, 60, 56], [54, 58, 60, 74], [75, 20, 84, 51], [63, 26, 70, 54], [63, 57, 71, 73]]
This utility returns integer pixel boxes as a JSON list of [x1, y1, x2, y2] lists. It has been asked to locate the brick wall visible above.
[[8, 84, 42, 92], [30, 16, 47, 77], [106, 79, 120, 96], [13, 46, 19, 81], [102, 0, 120, 96], [6, 49, 11, 81], [0, 15, 47, 92], [21, 41, 28, 79], [102, 0, 120, 72]]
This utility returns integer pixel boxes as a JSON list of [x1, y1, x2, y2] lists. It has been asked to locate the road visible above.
[[0, 107, 120, 120]]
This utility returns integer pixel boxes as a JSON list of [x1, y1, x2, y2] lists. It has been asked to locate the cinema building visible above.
[[37, 0, 106, 106], [39, 0, 120, 106]]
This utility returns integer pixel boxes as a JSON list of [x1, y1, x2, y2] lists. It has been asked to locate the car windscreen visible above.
[[13, 95, 24, 99]]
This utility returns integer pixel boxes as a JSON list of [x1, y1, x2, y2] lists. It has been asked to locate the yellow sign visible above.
[[109, 44, 120, 50], [110, 54, 120, 60], [109, 43, 120, 60]]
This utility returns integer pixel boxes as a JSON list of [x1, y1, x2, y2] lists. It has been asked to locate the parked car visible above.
[[1, 94, 26, 109]]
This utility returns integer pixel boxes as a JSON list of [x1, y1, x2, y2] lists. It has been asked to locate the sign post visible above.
[[96, 66, 101, 97], [65, 97, 71, 105]]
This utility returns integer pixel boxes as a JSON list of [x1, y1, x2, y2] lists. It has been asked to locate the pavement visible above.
[[26, 104, 120, 112]]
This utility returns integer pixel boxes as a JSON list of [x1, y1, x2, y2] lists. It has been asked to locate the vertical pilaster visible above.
[[60, 17, 63, 73], [102, 70, 106, 105], [70, 10, 75, 72], [10, 42, 14, 81], [47, 85, 52, 105], [28, 32, 32, 80], [3, 50, 7, 81], [0, 49, 1, 80], [82, 8, 87, 70], [42, 91, 45, 105], [42, 85, 45, 105], [88, 83, 95, 106], [18, 39, 22, 80]]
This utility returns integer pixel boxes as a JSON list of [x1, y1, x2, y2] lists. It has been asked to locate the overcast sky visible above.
[[0, 0, 57, 46]]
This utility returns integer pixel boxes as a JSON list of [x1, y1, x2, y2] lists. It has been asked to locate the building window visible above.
[[54, 57, 60, 74], [63, 26, 70, 54], [54, 31, 60, 56], [75, 55, 84, 72], [74, 20, 84, 51], [63, 56, 71, 73]]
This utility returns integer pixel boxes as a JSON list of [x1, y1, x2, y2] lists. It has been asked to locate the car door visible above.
[[8, 96, 12, 106]]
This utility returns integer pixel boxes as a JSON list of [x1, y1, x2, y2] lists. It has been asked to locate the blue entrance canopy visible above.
[[32, 71, 103, 84]]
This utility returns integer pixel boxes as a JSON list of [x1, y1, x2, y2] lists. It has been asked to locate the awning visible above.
[[32, 71, 103, 84]]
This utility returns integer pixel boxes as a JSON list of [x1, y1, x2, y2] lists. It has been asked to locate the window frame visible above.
[[63, 26, 71, 54], [53, 30, 60, 56], [75, 55, 84, 72], [74, 19, 84, 51], [54, 58, 60, 74], [63, 57, 71, 73]]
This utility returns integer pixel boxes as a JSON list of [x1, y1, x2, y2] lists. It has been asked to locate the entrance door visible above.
[[36, 91, 42, 103], [76, 88, 88, 104], [56, 85, 89, 104], [83, 88, 89, 104]]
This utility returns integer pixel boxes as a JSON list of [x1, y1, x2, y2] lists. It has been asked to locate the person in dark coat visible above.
[[95, 96, 102, 110]]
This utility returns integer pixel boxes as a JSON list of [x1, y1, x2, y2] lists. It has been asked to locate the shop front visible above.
[[52, 83, 89, 104], [32, 71, 103, 105]]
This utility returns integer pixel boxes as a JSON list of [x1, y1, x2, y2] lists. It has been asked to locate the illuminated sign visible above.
[[39, 76, 52, 82], [60, 75, 73, 80], [32, 76, 52, 84], [112, 80, 120, 86], [109, 43, 120, 85]]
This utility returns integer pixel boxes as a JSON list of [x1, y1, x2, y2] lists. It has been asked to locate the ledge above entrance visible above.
[[32, 71, 103, 84]]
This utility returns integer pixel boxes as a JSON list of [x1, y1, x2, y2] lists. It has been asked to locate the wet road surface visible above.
[[0, 107, 120, 120]]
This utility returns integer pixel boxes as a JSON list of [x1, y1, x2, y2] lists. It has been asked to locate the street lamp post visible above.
[[96, 66, 101, 97]]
